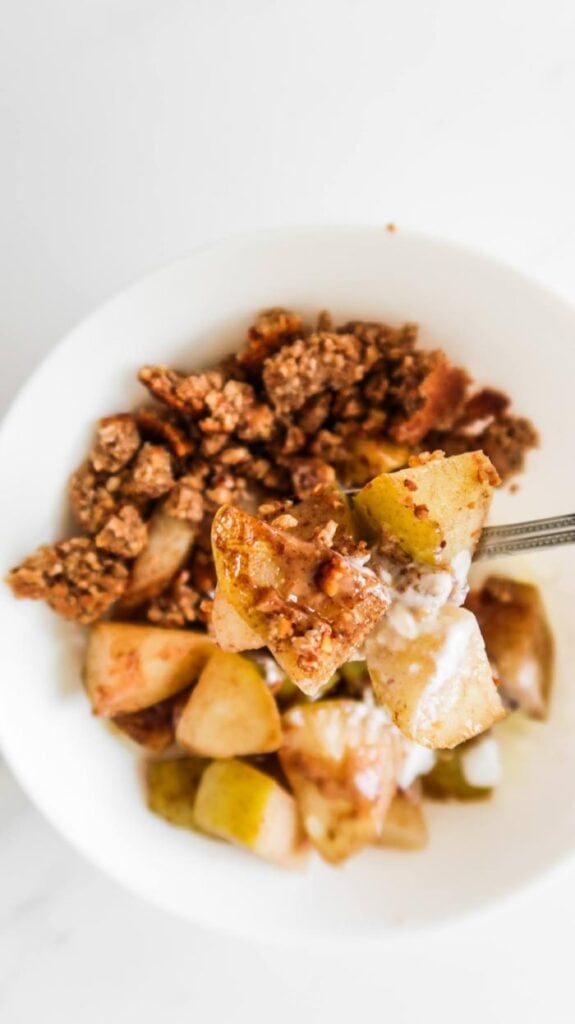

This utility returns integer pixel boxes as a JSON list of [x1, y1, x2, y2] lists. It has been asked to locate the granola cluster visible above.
[[7, 307, 537, 626]]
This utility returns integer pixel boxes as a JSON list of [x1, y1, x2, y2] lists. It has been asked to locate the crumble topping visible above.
[[7, 307, 537, 627], [7, 538, 128, 623], [90, 414, 141, 473], [263, 331, 378, 415], [69, 463, 124, 533], [95, 505, 148, 558], [129, 443, 174, 498]]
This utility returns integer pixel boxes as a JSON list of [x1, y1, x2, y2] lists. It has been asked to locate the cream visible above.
[[461, 732, 501, 788], [397, 741, 437, 790]]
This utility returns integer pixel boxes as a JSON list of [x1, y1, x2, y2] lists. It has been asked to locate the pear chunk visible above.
[[176, 651, 282, 758], [366, 605, 505, 749], [467, 575, 553, 719], [211, 504, 388, 696], [210, 590, 264, 652], [84, 622, 214, 716], [147, 757, 208, 829], [120, 511, 196, 610], [354, 451, 499, 568], [193, 759, 308, 867], [280, 700, 399, 863]]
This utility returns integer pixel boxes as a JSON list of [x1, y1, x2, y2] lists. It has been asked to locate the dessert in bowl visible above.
[[0, 227, 573, 941]]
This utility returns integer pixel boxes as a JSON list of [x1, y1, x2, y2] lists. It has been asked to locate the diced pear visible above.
[[279, 700, 400, 864], [176, 651, 282, 757], [211, 504, 388, 697], [84, 622, 215, 716], [147, 757, 208, 829], [423, 732, 501, 800], [344, 437, 410, 486], [354, 451, 499, 568], [120, 511, 196, 609], [211, 590, 264, 652], [467, 576, 553, 719], [366, 605, 505, 749], [193, 758, 308, 868], [377, 785, 428, 850]]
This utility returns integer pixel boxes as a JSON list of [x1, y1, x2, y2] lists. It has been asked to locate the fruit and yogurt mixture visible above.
[[7, 309, 551, 867]]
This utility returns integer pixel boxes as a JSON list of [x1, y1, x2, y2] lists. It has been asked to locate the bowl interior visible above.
[[1, 226, 574, 942]]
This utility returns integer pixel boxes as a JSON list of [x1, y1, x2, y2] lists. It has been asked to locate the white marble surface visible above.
[[2, 1, 575, 1019]]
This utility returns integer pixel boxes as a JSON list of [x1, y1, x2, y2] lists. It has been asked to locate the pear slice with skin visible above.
[[354, 450, 499, 568], [193, 758, 308, 868], [147, 758, 209, 830]]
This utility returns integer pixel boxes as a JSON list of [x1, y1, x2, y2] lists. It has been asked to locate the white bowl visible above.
[[1, 226, 574, 944]]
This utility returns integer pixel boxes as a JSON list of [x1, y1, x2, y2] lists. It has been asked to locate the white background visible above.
[[1, 1, 575, 1020]]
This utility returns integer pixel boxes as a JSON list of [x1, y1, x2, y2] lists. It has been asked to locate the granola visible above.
[[7, 538, 128, 624], [90, 414, 141, 473], [7, 306, 537, 631], [129, 443, 174, 498], [95, 505, 148, 558]]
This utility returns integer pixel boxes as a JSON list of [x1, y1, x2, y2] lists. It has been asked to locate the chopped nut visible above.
[[271, 513, 299, 529], [315, 519, 338, 547], [316, 555, 346, 597]]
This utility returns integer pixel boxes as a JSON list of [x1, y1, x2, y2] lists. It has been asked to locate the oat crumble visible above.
[[7, 307, 536, 629]]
